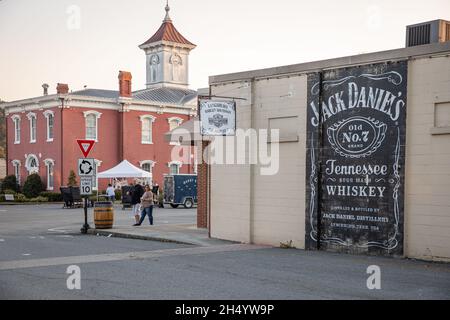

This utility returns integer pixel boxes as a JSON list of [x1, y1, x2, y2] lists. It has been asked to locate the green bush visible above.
[[68, 170, 77, 187], [40, 192, 63, 202], [2, 175, 19, 193], [3, 189, 17, 195], [22, 174, 45, 198], [28, 196, 48, 203], [15, 193, 28, 202], [115, 189, 122, 201]]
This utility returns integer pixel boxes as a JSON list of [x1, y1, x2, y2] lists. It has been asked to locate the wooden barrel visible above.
[[94, 202, 114, 229]]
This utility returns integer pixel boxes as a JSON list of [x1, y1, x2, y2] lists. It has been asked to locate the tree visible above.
[[68, 170, 77, 186], [1, 175, 19, 192], [22, 173, 45, 198]]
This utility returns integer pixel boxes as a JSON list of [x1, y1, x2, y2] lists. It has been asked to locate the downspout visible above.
[[5, 110, 8, 177], [119, 103, 124, 161], [207, 85, 211, 238], [249, 78, 256, 244], [59, 97, 64, 187]]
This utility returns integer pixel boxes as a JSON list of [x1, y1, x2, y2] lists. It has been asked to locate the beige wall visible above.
[[405, 56, 450, 262], [210, 76, 308, 248], [210, 82, 252, 243], [209, 54, 450, 261]]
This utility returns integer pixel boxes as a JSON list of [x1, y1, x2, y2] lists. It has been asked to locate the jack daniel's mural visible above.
[[305, 61, 407, 256]]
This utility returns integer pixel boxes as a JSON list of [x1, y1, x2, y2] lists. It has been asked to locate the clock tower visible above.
[[139, 2, 196, 89]]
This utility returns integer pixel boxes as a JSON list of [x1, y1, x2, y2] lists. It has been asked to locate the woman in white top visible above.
[[106, 184, 115, 202]]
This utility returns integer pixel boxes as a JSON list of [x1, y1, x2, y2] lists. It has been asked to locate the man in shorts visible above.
[[131, 182, 144, 225]]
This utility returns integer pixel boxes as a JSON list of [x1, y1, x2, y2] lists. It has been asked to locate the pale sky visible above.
[[0, 0, 449, 102]]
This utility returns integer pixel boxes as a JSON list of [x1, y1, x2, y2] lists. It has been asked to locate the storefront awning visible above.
[[164, 118, 204, 145]]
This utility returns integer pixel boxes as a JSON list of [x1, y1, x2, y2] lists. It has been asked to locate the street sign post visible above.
[[76, 138, 95, 235]]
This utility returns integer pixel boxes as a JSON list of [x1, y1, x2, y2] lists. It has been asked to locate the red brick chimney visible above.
[[118, 71, 132, 98], [56, 83, 69, 94]]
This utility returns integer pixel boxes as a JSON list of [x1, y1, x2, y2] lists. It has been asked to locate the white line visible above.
[[0, 244, 267, 271]]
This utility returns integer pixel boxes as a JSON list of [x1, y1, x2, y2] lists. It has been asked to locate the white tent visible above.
[[97, 160, 152, 179]]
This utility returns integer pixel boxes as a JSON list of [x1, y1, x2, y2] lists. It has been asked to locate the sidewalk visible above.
[[86, 212, 236, 247]]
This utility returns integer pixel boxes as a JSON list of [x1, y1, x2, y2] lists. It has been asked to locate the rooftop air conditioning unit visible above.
[[406, 19, 450, 47]]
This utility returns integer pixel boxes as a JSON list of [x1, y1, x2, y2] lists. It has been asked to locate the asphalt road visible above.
[[0, 204, 449, 300]]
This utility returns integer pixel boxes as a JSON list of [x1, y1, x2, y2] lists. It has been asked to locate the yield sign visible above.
[[77, 139, 95, 158]]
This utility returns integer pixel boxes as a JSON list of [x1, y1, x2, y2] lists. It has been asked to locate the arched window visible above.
[[168, 117, 183, 145], [140, 160, 155, 173], [44, 159, 55, 190], [149, 54, 159, 83], [12, 160, 21, 185], [43, 110, 55, 142], [27, 112, 37, 143], [11, 115, 21, 144], [170, 53, 182, 82], [83, 111, 102, 141], [92, 159, 102, 190], [140, 115, 156, 144], [168, 161, 182, 175], [168, 117, 183, 131], [25, 154, 39, 175]]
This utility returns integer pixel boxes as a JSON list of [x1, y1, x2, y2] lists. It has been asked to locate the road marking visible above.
[[47, 228, 69, 234], [0, 244, 268, 271], [0, 239, 5, 242], [22, 254, 31, 256]]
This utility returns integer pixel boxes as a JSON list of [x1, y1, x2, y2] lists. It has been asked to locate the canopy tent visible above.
[[97, 160, 152, 179]]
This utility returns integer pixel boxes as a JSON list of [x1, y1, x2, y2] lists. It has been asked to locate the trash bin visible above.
[[94, 201, 114, 229]]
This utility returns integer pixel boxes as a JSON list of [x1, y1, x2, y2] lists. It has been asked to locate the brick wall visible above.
[[197, 140, 209, 229]]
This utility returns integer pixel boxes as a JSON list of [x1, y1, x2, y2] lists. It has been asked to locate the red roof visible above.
[[140, 20, 195, 47]]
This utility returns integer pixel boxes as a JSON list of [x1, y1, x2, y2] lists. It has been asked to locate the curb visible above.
[[86, 229, 196, 246]]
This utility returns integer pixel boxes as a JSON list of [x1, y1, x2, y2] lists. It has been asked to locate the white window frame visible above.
[[43, 110, 55, 142], [92, 159, 102, 190], [25, 154, 39, 175], [27, 112, 37, 143], [168, 117, 183, 146], [168, 161, 182, 175], [139, 160, 155, 173], [140, 115, 156, 144], [12, 115, 21, 144], [168, 117, 183, 130], [12, 160, 21, 185], [83, 110, 102, 142], [44, 159, 55, 191]]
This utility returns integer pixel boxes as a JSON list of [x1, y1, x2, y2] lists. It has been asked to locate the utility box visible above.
[[406, 19, 450, 47], [163, 174, 197, 209]]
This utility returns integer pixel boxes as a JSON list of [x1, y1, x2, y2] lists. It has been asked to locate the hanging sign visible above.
[[199, 100, 236, 136]]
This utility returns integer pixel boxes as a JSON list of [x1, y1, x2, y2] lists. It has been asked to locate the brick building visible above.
[[2, 4, 198, 192]]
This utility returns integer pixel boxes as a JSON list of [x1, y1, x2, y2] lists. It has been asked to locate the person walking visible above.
[[134, 185, 154, 226], [131, 182, 144, 225], [106, 184, 115, 202]]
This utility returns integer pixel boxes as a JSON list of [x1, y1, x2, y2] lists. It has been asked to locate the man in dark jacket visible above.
[[131, 182, 144, 224]]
